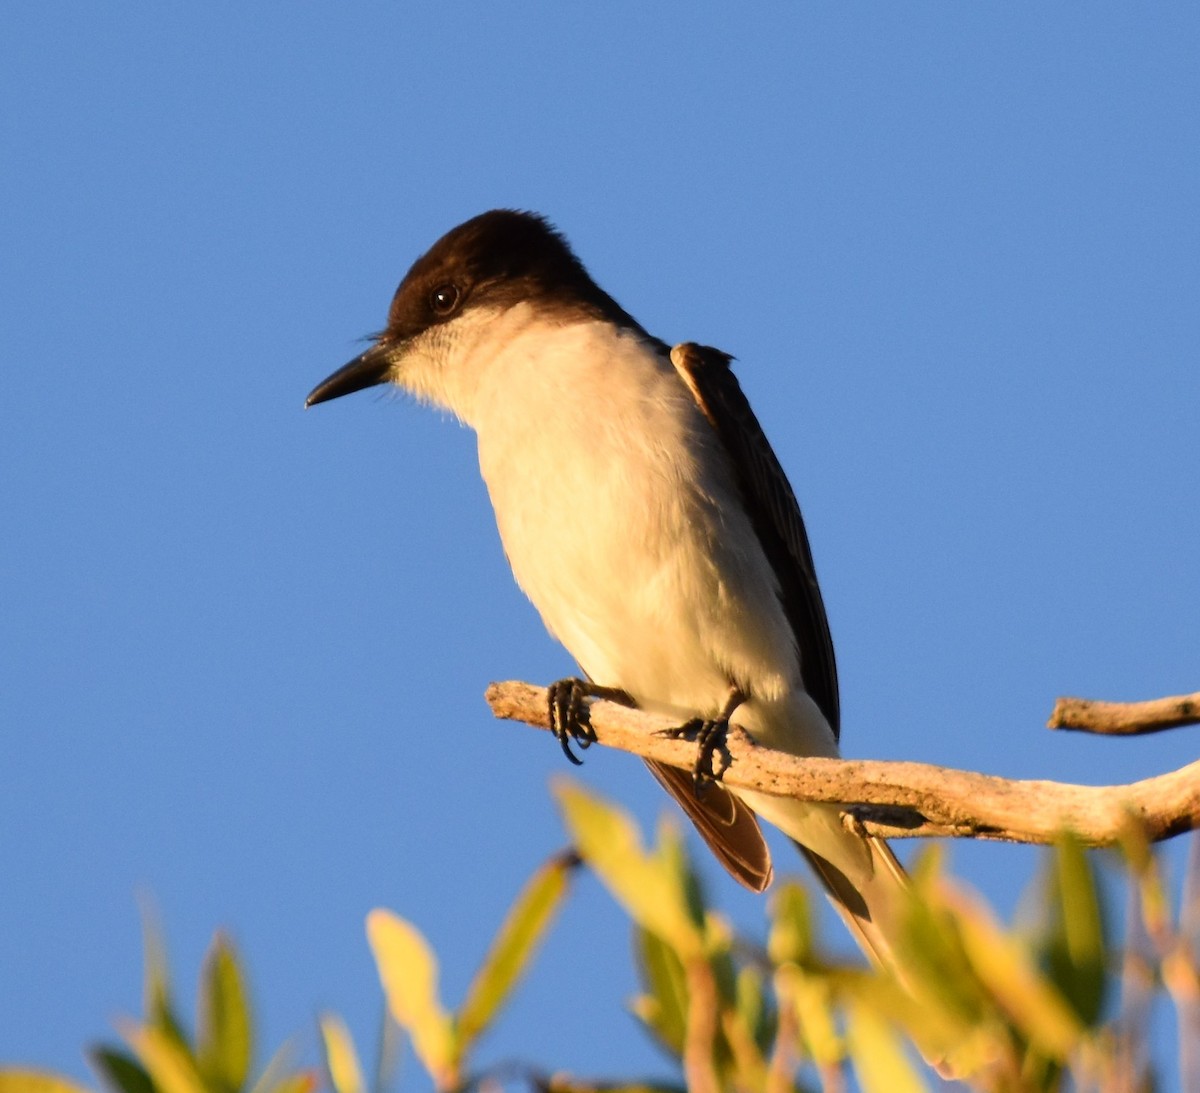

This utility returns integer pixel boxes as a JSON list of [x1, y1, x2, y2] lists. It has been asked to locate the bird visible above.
[[306, 209, 909, 967]]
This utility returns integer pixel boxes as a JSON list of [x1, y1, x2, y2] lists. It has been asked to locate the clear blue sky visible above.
[[2, 4, 1197, 1087]]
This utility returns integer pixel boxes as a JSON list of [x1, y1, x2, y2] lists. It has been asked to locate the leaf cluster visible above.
[[0, 918, 315, 1093], [2, 784, 1197, 1092]]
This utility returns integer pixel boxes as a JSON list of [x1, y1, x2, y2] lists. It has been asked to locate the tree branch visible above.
[[1048, 691, 1200, 735], [485, 681, 1200, 846]]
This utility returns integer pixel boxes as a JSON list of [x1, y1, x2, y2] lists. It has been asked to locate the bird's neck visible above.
[[458, 311, 656, 434]]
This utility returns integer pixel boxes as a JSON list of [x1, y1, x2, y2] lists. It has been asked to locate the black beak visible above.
[[305, 342, 394, 408]]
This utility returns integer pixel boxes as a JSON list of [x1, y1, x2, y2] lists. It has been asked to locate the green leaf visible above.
[[256, 1074, 315, 1093], [553, 779, 702, 958], [121, 1023, 207, 1093], [0, 1071, 95, 1093], [365, 910, 455, 1086], [716, 964, 770, 1089], [197, 933, 253, 1092], [88, 1048, 155, 1093], [767, 882, 812, 967], [844, 1000, 929, 1093], [1042, 835, 1107, 1026], [775, 965, 841, 1069], [830, 968, 977, 1075], [655, 819, 707, 931], [947, 885, 1085, 1061], [318, 1015, 365, 1093], [455, 850, 576, 1053], [700, 912, 738, 1007], [892, 862, 992, 1028], [631, 927, 688, 1056], [734, 965, 774, 1059], [138, 904, 188, 1047]]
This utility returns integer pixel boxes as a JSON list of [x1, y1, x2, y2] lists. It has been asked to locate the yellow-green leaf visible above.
[[456, 850, 575, 1052], [0, 1071, 94, 1093], [258, 1074, 316, 1093], [775, 965, 841, 1068], [767, 882, 812, 967], [318, 1015, 365, 1093], [894, 866, 991, 1027], [655, 819, 707, 930], [845, 1000, 929, 1093], [88, 1049, 154, 1093], [197, 933, 253, 1091], [734, 964, 772, 1058], [121, 1023, 207, 1093], [719, 965, 769, 1087], [631, 927, 688, 1055], [138, 905, 187, 1046], [946, 885, 1084, 1060], [365, 910, 455, 1084], [554, 780, 702, 958], [1043, 835, 1107, 1026], [829, 967, 996, 1077]]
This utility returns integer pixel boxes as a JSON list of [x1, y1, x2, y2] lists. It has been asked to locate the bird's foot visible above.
[[656, 686, 746, 791], [546, 679, 635, 765], [658, 716, 732, 789]]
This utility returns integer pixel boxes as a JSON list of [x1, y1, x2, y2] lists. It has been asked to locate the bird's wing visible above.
[[643, 758, 773, 892], [669, 342, 840, 738]]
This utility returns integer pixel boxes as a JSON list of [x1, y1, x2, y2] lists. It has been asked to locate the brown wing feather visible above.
[[644, 759, 773, 892], [670, 342, 840, 738]]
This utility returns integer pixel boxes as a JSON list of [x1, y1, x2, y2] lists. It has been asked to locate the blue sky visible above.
[[2, 4, 1197, 1087]]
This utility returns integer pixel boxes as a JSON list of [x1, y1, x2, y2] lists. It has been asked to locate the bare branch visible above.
[[1048, 691, 1200, 735], [486, 681, 1200, 846]]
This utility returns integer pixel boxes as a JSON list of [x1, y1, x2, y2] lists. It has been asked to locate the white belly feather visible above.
[[465, 316, 839, 761]]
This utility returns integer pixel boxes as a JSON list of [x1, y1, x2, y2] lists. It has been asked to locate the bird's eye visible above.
[[429, 284, 461, 316]]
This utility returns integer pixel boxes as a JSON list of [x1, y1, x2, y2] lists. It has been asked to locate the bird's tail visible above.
[[741, 792, 912, 973], [795, 832, 910, 972]]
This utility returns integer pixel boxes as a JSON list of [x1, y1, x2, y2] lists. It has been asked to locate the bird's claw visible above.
[[546, 679, 636, 764], [658, 716, 731, 790], [547, 678, 598, 765]]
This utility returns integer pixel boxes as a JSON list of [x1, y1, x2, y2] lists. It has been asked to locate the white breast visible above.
[[472, 317, 815, 735]]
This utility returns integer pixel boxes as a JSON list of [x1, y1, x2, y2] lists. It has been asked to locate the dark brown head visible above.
[[305, 210, 644, 409]]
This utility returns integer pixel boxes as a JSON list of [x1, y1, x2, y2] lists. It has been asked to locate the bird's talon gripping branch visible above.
[[547, 678, 594, 764], [546, 679, 635, 765], [656, 687, 746, 790], [658, 716, 732, 788]]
